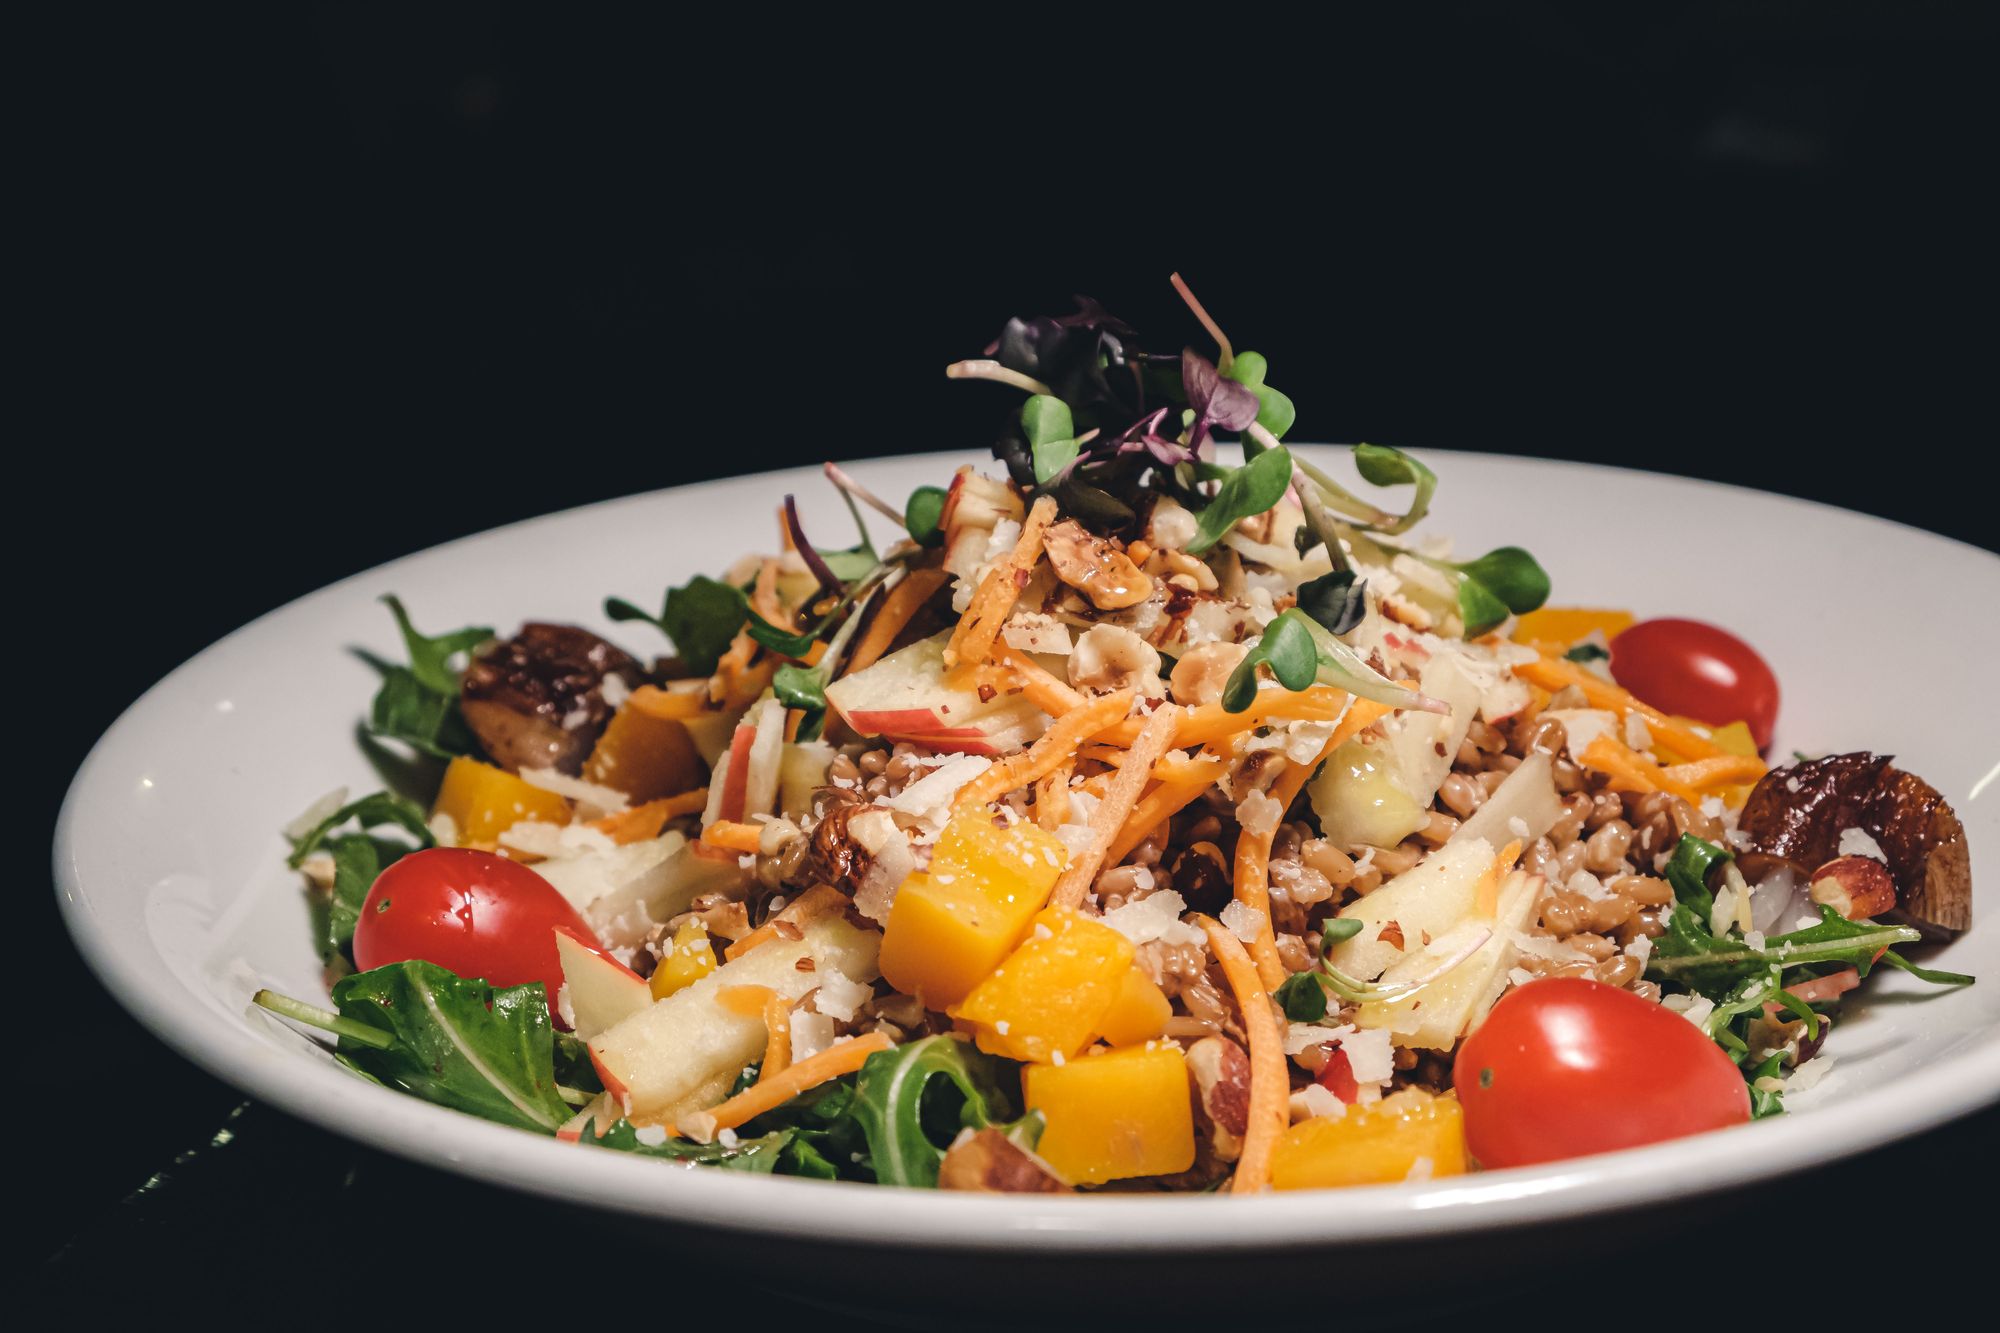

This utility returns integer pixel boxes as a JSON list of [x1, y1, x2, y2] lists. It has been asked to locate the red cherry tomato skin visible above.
[[1609, 618, 1780, 749], [353, 848, 603, 1021], [1454, 978, 1750, 1169]]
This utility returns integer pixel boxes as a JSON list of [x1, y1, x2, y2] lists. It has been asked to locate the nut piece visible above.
[[1807, 855, 1897, 920], [1068, 624, 1165, 698], [1043, 519, 1154, 610], [1170, 641, 1251, 707], [937, 1127, 1071, 1193], [1184, 1035, 1251, 1162]]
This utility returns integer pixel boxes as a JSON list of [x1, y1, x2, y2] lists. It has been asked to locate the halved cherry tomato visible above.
[[354, 848, 603, 1021], [1454, 977, 1750, 1169], [1610, 617, 1780, 749]]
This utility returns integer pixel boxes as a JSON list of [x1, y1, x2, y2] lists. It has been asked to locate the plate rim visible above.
[[53, 447, 2000, 1250]]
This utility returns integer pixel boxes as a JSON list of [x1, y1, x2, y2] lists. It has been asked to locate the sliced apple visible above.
[[1309, 652, 1483, 847], [554, 926, 652, 1040], [1357, 868, 1543, 1049], [585, 834, 751, 951], [825, 631, 1049, 753], [941, 467, 1023, 581], [1325, 837, 1496, 982], [780, 741, 834, 821], [587, 916, 882, 1120], [1452, 751, 1563, 851]]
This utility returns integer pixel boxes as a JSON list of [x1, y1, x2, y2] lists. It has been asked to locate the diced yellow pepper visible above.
[[650, 921, 717, 999], [950, 908, 1134, 1062], [1023, 1043, 1195, 1186], [432, 755, 571, 846], [1511, 606, 1635, 652], [1094, 966, 1170, 1047], [584, 705, 704, 803], [878, 810, 1067, 1009], [1268, 1089, 1467, 1191]]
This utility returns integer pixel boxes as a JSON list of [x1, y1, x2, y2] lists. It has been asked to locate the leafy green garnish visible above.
[[1564, 642, 1610, 663], [904, 485, 949, 547], [1023, 394, 1081, 484], [366, 596, 491, 758], [1219, 609, 1319, 712], [1295, 569, 1368, 637], [1663, 832, 1731, 921], [1218, 606, 1424, 714], [1222, 351, 1296, 439], [607, 573, 749, 674], [1748, 1054, 1787, 1119], [582, 1118, 796, 1172], [1185, 444, 1293, 555], [1276, 970, 1329, 1020], [847, 1034, 1026, 1188], [1350, 444, 1437, 535], [285, 790, 434, 962], [258, 962, 571, 1133]]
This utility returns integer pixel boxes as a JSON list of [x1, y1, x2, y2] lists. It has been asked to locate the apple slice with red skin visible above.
[[827, 632, 1050, 752], [554, 926, 652, 1041]]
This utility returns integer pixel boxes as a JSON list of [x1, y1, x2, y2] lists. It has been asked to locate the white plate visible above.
[[53, 449, 2000, 1253]]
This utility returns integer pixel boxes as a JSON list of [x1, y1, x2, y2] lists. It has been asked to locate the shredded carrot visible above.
[[1474, 841, 1523, 917], [680, 1032, 894, 1143], [1078, 743, 1129, 767], [1034, 759, 1074, 830], [1050, 706, 1181, 910], [1661, 754, 1768, 792], [1107, 754, 1228, 865], [994, 644, 1086, 715], [715, 984, 775, 1018], [944, 495, 1058, 671], [588, 789, 709, 844], [702, 820, 764, 855], [953, 690, 1136, 810], [724, 884, 848, 961], [710, 630, 758, 704], [1578, 733, 1702, 804], [1516, 654, 1727, 762], [1096, 684, 1351, 748], [750, 557, 786, 627], [756, 992, 793, 1084], [722, 655, 779, 711], [1194, 916, 1285, 1195], [846, 567, 949, 675], [626, 685, 709, 721]]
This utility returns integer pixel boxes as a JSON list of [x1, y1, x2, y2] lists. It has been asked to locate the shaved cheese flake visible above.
[[519, 767, 629, 816]]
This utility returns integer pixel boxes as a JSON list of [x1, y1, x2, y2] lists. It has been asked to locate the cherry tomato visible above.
[[353, 848, 603, 1020], [1610, 617, 1780, 749], [1454, 977, 1749, 1169]]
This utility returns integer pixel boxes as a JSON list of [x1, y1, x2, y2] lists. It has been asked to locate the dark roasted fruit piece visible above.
[[1737, 752, 1971, 938], [460, 624, 640, 775]]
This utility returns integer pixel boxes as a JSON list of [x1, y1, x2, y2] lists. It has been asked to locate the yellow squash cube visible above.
[[878, 811, 1067, 1009], [1023, 1043, 1195, 1186], [1268, 1089, 1467, 1191], [1510, 606, 1635, 652], [1095, 966, 1170, 1047], [950, 908, 1134, 1062], [433, 755, 571, 846], [650, 921, 717, 999], [585, 705, 704, 803]]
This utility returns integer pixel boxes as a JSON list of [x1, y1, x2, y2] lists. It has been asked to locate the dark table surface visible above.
[[31, 5, 1995, 1314]]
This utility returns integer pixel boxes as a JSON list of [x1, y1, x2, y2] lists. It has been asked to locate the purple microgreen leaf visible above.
[[784, 494, 843, 595]]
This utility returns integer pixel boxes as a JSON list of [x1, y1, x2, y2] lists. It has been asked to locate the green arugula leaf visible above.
[[1748, 1054, 1787, 1119], [847, 1034, 1023, 1188], [905, 485, 949, 547], [583, 1117, 795, 1172], [1276, 970, 1329, 1021], [367, 598, 491, 757], [284, 790, 435, 961], [774, 663, 826, 713], [1185, 445, 1293, 555], [1880, 952, 1975, 986], [1663, 833, 1730, 920], [746, 614, 818, 659], [607, 574, 750, 674], [326, 961, 572, 1133]]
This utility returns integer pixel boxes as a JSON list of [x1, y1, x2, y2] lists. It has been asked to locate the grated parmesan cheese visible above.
[[1219, 899, 1263, 943], [812, 969, 872, 1023]]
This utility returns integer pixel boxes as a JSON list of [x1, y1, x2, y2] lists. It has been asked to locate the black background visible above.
[[33, 5, 1995, 1315]]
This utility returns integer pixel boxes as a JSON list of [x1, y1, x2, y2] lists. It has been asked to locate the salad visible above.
[[257, 278, 1974, 1193]]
